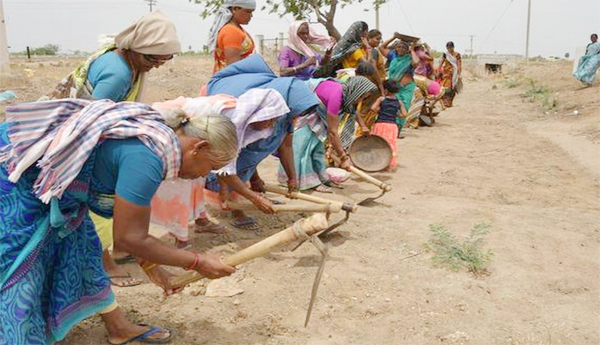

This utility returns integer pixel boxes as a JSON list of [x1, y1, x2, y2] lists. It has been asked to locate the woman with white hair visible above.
[[207, 0, 257, 73], [0, 99, 238, 344], [44, 10, 182, 289]]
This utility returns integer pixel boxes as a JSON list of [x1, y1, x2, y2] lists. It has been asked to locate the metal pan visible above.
[[348, 135, 392, 172]]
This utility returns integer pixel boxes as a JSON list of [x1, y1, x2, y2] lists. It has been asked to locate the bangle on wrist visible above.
[[184, 252, 201, 271], [292, 66, 297, 73]]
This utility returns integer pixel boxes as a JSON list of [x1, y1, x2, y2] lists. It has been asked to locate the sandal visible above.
[[108, 324, 174, 345], [109, 274, 142, 288], [230, 216, 260, 231], [113, 254, 136, 265]]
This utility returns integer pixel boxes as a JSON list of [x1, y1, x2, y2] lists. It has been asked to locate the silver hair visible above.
[[159, 108, 238, 167]]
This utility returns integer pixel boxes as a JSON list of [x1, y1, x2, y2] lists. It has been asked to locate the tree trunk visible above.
[[324, 21, 341, 41]]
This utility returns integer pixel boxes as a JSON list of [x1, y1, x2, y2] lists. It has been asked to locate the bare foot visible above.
[[192, 218, 228, 234]]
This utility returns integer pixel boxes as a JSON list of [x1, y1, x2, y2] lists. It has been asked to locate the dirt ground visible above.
[[1, 57, 598, 344]]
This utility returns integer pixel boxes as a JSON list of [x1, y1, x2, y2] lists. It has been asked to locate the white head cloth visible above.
[[206, 0, 256, 53]]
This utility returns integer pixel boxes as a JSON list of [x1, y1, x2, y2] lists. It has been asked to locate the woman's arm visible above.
[[219, 174, 274, 213], [379, 34, 399, 58], [398, 101, 408, 118], [223, 47, 243, 65], [370, 96, 385, 113], [280, 56, 318, 76], [112, 196, 235, 279], [277, 132, 299, 191], [359, 57, 384, 94]]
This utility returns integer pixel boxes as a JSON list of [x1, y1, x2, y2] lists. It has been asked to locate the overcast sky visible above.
[[3, 0, 599, 58]]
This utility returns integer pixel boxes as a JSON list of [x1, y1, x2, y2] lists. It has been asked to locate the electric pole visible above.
[[525, 0, 531, 61], [144, 0, 157, 12], [375, 3, 380, 30], [468, 35, 474, 56], [0, 0, 10, 72]]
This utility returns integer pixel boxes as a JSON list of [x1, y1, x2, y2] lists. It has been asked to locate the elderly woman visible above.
[[0, 100, 238, 344], [208, 0, 256, 73], [438, 41, 462, 107], [150, 89, 290, 247], [277, 76, 378, 192], [278, 20, 333, 80], [204, 55, 319, 230], [44, 10, 182, 288]]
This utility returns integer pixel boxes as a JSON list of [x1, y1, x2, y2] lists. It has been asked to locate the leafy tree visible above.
[[26, 44, 60, 56], [190, 0, 389, 41]]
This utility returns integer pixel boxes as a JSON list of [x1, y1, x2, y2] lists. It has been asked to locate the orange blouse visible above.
[[213, 23, 255, 73]]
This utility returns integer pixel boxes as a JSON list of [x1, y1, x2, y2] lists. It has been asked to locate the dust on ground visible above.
[[1, 57, 598, 345]]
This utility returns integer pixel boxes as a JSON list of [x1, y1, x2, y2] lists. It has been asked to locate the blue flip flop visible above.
[[109, 324, 174, 345]]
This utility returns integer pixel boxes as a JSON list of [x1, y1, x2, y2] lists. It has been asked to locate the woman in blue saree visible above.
[[277, 76, 377, 192], [573, 33, 600, 86], [0, 99, 238, 344], [204, 54, 320, 230]]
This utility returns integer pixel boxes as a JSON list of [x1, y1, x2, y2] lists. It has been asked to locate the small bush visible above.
[[503, 79, 520, 88], [425, 223, 493, 275], [522, 80, 558, 111]]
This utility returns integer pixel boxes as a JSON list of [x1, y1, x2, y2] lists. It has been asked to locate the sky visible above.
[[3, 0, 599, 58]]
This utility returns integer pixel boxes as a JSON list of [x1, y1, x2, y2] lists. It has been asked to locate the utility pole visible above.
[[375, 3, 380, 30], [525, 0, 531, 61], [468, 35, 474, 56], [0, 0, 10, 72], [144, 0, 157, 12]]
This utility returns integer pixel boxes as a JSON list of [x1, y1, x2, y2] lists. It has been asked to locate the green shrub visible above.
[[425, 223, 493, 275], [503, 79, 520, 88]]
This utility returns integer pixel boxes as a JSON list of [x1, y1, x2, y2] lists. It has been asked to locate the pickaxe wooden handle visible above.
[[226, 201, 342, 213], [169, 213, 329, 289], [264, 185, 357, 213], [348, 166, 392, 192], [331, 155, 392, 192]]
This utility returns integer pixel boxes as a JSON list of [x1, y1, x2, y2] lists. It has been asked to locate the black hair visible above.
[[359, 21, 369, 33], [368, 29, 382, 38], [592, 33, 598, 38], [383, 79, 400, 94], [446, 41, 455, 48], [356, 60, 375, 76]]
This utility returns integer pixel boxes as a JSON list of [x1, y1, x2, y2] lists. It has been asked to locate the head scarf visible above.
[[286, 20, 332, 58], [207, 0, 257, 52], [342, 76, 377, 113], [331, 21, 368, 61], [115, 10, 181, 55]]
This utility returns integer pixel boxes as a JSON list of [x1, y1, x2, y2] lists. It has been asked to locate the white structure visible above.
[[0, 0, 9, 71]]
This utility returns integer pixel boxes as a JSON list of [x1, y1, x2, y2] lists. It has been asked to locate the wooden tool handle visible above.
[[265, 185, 357, 213], [169, 213, 329, 288], [349, 166, 392, 192], [227, 202, 342, 213]]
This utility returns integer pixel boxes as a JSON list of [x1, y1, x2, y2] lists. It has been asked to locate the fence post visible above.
[[256, 34, 264, 55]]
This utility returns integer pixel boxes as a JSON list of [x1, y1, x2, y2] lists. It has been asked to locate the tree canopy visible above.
[[190, 0, 389, 41]]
